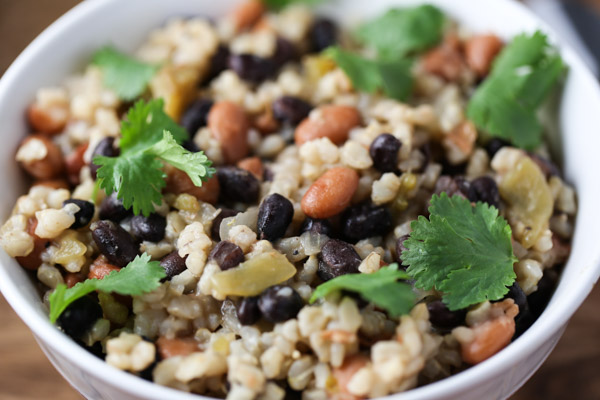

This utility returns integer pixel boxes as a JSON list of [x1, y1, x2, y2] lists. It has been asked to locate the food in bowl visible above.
[[0, 0, 577, 398]]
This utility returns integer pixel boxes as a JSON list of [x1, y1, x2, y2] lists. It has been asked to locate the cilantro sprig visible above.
[[467, 31, 565, 150], [261, 0, 323, 10], [92, 46, 158, 101], [403, 194, 517, 311], [325, 47, 414, 101], [94, 99, 215, 216], [356, 5, 445, 59], [49, 253, 166, 323], [310, 264, 415, 317]]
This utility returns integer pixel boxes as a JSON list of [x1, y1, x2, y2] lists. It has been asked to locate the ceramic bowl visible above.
[[0, 0, 599, 399]]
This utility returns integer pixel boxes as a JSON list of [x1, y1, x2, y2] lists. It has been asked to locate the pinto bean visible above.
[[236, 156, 263, 180], [16, 134, 64, 180], [465, 34, 503, 77], [301, 167, 359, 219], [295, 105, 361, 146], [208, 101, 249, 164], [460, 315, 515, 364], [423, 34, 465, 82], [230, 0, 265, 32], [332, 354, 370, 398], [27, 102, 68, 135], [65, 143, 88, 185], [156, 336, 199, 359], [16, 218, 48, 270], [64, 272, 84, 288], [88, 255, 121, 280], [164, 165, 220, 205]]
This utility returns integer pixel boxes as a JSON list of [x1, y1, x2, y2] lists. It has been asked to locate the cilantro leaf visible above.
[[356, 5, 445, 58], [310, 264, 415, 317], [92, 46, 158, 101], [94, 153, 165, 217], [403, 194, 517, 311], [119, 99, 188, 153], [95, 99, 215, 216], [325, 47, 414, 101], [49, 253, 166, 323], [262, 0, 323, 10], [148, 131, 215, 186], [467, 31, 565, 150]]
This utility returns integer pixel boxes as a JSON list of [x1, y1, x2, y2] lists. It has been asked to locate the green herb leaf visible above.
[[49, 253, 166, 323], [148, 131, 215, 186], [95, 99, 215, 216], [325, 46, 414, 101], [403, 193, 517, 311], [356, 5, 445, 58], [119, 99, 188, 153], [310, 264, 415, 317], [262, 0, 323, 10], [467, 31, 565, 150], [94, 152, 165, 217], [92, 46, 158, 101]]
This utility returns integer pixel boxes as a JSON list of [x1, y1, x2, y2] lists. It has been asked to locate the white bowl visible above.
[[0, 0, 599, 399]]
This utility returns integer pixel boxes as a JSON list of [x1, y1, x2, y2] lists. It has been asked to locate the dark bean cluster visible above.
[[257, 193, 294, 241], [318, 239, 361, 281], [217, 167, 260, 204], [236, 285, 304, 325], [91, 220, 138, 268]]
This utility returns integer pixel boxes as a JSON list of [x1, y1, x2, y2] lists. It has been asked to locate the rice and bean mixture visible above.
[[0, 1, 576, 399]]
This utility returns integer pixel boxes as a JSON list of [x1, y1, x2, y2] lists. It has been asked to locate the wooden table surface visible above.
[[0, 1, 599, 399]]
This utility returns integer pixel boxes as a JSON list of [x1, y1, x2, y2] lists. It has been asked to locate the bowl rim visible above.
[[0, 0, 599, 399]]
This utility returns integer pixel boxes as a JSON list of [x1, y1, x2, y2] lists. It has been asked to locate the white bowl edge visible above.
[[0, 0, 598, 399]]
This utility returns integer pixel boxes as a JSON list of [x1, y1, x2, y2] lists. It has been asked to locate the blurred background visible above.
[[0, 0, 598, 399]]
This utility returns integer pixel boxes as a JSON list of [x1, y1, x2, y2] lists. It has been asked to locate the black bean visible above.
[[159, 251, 187, 281], [131, 213, 166, 242], [528, 153, 561, 179], [91, 220, 138, 267], [427, 300, 466, 330], [181, 98, 214, 136], [527, 271, 557, 318], [272, 96, 313, 125], [258, 285, 304, 323], [318, 239, 361, 281], [80, 340, 105, 360], [57, 295, 102, 338], [237, 296, 261, 325], [273, 37, 297, 68], [211, 208, 239, 241], [99, 193, 131, 222], [182, 140, 200, 153], [90, 137, 119, 179], [466, 176, 500, 208], [486, 138, 510, 158], [369, 134, 401, 173], [217, 167, 260, 203], [504, 282, 529, 317], [310, 18, 338, 52], [204, 45, 230, 84], [395, 234, 410, 267], [257, 193, 294, 241], [209, 241, 245, 270], [63, 199, 95, 229], [341, 203, 392, 241], [301, 218, 334, 237], [228, 53, 276, 83]]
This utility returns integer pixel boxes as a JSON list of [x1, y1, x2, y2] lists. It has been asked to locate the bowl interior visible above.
[[0, 0, 599, 399]]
